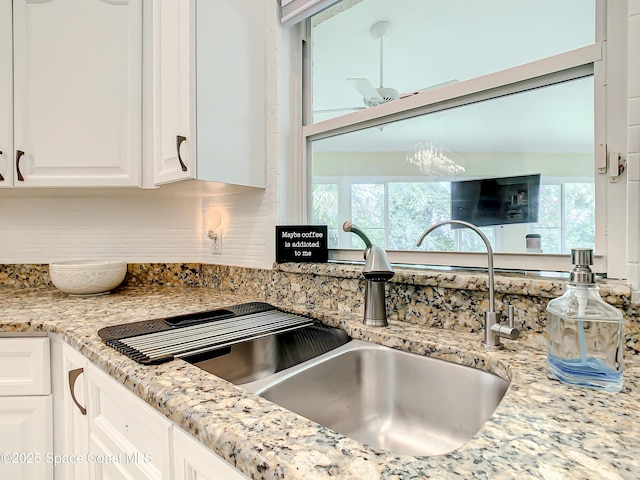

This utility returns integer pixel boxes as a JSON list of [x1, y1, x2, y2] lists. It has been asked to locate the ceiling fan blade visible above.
[[347, 77, 383, 105], [399, 79, 459, 98]]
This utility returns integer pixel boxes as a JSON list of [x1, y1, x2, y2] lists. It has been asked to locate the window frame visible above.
[[299, 0, 626, 277]]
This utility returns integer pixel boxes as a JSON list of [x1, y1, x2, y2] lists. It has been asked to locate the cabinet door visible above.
[[152, 0, 196, 185], [0, 0, 12, 187], [173, 426, 249, 480], [0, 395, 53, 480], [51, 337, 90, 480], [195, 0, 266, 188], [0, 337, 50, 396], [89, 433, 138, 480], [12, 0, 142, 187], [86, 362, 172, 480]]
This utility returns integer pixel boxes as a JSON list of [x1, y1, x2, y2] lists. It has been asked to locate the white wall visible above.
[[201, 188, 276, 269], [628, 0, 640, 299]]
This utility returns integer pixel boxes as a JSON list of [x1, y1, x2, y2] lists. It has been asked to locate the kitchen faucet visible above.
[[343, 221, 394, 327], [416, 220, 519, 349]]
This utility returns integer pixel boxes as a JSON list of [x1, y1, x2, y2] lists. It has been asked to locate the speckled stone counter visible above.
[[1, 285, 639, 479], [4, 262, 637, 353]]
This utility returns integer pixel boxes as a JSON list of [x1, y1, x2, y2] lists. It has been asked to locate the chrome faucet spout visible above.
[[417, 220, 495, 313], [416, 220, 518, 349]]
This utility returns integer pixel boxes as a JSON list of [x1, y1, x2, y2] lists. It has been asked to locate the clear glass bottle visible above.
[[546, 248, 624, 392]]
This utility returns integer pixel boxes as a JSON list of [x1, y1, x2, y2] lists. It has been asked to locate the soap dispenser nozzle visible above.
[[569, 248, 595, 284]]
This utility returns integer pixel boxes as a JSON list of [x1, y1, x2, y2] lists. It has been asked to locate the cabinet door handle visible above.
[[68, 368, 87, 415], [0, 150, 3, 180], [16, 150, 25, 181], [176, 135, 188, 172]]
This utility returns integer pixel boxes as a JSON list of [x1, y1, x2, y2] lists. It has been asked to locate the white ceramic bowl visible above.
[[49, 260, 127, 296]]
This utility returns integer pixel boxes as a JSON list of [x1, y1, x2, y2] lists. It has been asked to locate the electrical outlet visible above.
[[211, 231, 223, 255]]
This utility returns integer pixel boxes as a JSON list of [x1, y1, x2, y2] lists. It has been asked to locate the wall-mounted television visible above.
[[451, 174, 541, 228]]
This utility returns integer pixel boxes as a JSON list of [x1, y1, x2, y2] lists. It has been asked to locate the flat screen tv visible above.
[[451, 174, 541, 228]]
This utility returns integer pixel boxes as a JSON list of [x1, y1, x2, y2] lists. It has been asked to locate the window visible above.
[[313, 178, 592, 255], [532, 183, 596, 254], [301, 0, 625, 276], [310, 0, 595, 125]]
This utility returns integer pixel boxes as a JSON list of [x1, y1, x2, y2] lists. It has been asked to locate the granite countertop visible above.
[[1, 285, 639, 479]]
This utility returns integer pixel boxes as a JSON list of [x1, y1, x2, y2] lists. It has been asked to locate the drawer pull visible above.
[[68, 368, 87, 415], [176, 135, 188, 172], [16, 150, 25, 181]]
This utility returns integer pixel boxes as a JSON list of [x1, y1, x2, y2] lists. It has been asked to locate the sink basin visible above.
[[248, 341, 509, 456], [183, 324, 350, 384]]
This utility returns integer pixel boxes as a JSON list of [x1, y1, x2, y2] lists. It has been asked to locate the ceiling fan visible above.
[[314, 21, 458, 116], [347, 20, 399, 108]]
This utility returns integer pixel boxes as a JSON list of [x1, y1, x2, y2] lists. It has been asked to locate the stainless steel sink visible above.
[[185, 321, 509, 457], [244, 341, 509, 456], [183, 324, 350, 384]]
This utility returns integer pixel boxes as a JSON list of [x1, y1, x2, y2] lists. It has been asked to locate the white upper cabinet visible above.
[[12, 0, 142, 187], [4, 0, 265, 189], [151, 0, 266, 188], [152, 0, 195, 185], [0, 0, 12, 187]]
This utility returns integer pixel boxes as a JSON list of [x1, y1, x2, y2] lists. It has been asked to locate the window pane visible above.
[[533, 184, 562, 253], [535, 227, 562, 253], [564, 183, 595, 252], [388, 182, 450, 250], [351, 184, 385, 247], [310, 77, 595, 255], [457, 227, 495, 253], [311, 183, 339, 248], [311, 0, 595, 122]]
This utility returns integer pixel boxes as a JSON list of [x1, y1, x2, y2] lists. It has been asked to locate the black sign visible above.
[[276, 225, 328, 263]]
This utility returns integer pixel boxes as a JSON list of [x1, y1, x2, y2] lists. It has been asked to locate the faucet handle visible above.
[[490, 305, 520, 340], [492, 323, 520, 340], [343, 221, 373, 260], [508, 305, 516, 329]]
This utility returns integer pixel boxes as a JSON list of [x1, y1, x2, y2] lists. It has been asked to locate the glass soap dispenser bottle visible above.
[[547, 248, 624, 392]]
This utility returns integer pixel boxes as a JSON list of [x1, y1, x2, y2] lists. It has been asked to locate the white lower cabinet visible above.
[[0, 336, 53, 480], [86, 361, 172, 480], [51, 334, 90, 480], [0, 396, 53, 480], [173, 426, 249, 480], [88, 431, 146, 480], [52, 336, 248, 480]]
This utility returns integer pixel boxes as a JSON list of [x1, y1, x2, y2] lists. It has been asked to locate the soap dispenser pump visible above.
[[546, 248, 624, 392]]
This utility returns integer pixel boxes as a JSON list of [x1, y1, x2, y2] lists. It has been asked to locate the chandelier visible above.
[[405, 142, 465, 176]]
